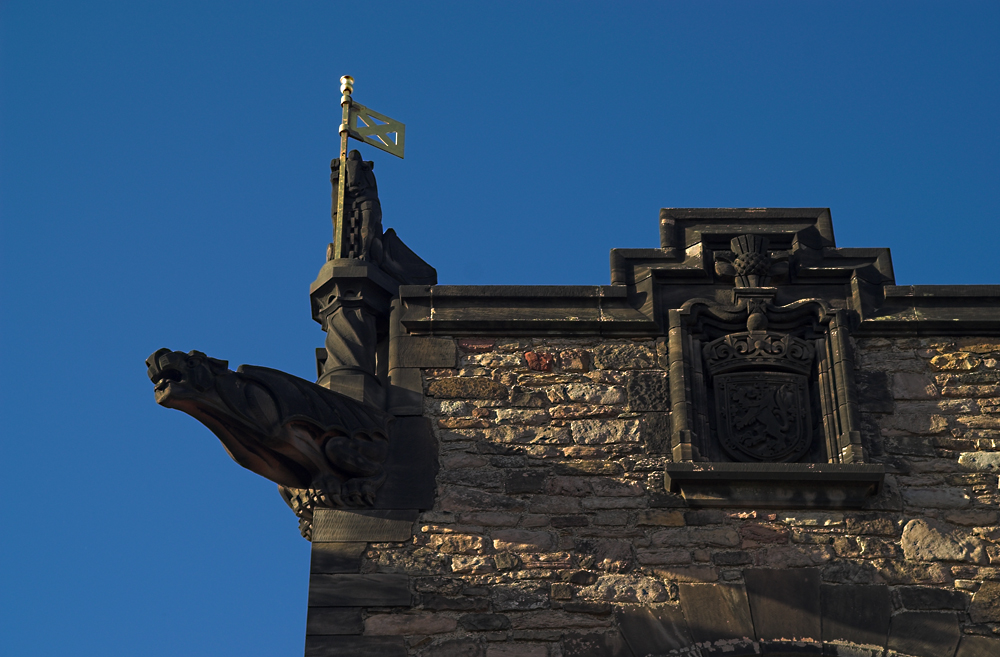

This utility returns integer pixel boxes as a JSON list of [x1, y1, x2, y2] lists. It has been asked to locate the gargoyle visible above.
[[146, 348, 393, 508]]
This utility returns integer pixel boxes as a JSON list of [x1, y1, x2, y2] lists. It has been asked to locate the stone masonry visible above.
[[317, 335, 1000, 656]]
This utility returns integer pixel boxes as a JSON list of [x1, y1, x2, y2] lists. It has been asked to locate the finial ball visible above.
[[340, 75, 354, 96]]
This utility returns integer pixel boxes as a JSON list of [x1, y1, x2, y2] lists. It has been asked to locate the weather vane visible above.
[[330, 75, 406, 261]]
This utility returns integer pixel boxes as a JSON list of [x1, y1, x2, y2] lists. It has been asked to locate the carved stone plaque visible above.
[[714, 372, 812, 462]]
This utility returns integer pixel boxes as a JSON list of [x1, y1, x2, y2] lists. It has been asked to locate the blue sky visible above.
[[2, 2, 998, 655]]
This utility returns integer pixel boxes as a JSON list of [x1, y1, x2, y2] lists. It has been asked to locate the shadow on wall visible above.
[[609, 567, 998, 657]]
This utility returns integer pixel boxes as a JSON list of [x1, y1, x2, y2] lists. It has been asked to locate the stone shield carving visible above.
[[714, 371, 812, 462]]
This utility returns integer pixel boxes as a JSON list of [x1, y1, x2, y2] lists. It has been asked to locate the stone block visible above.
[[969, 580, 1000, 623], [391, 336, 456, 368], [956, 635, 1000, 657], [856, 370, 894, 412], [636, 509, 685, 526], [886, 611, 960, 657], [504, 469, 548, 494], [615, 605, 691, 656], [820, 584, 889, 647], [958, 451, 1000, 472], [891, 372, 939, 400], [677, 583, 754, 643], [428, 377, 507, 399], [640, 412, 671, 452], [305, 607, 364, 635], [901, 487, 972, 509], [511, 610, 612, 630], [388, 367, 423, 415], [365, 612, 458, 635], [427, 533, 488, 555], [490, 583, 549, 611], [486, 644, 547, 657], [312, 508, 418, 542], [581, 575, 668, 604], [311, 542, 367, 573], [492, 529, 555, 552], [561, 631, 634, 657], [894, 585, 969, 610], [305, 635, 407, 657], [570, 419, 642, 445], [420, 594, 490, 612], [626, 371, 670, 411], [592, 344, 656, 370], [377, 416, 438, 509], [308, 574, 411, 607], [744, 568, 821, 642], [900, 519, 987, 564], [460, 614, 511, 631]]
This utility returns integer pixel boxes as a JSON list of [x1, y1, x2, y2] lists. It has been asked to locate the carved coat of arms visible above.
[[704, 331, 816, 463], [714, 372, 811, 462]]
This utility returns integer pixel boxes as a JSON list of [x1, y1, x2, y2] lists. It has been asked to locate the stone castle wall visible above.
[[321, 335, 1000, 656]]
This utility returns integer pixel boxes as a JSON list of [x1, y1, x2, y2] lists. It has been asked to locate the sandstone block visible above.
[[902, 487, 971, 509], [439, 487, 525, 513], [550, 383, 626, 405], [580, 574, 669, 603], [428, 534, 489, 555], [558, 349, 591, 372], [491, 583, 549, 611], [762, 545, 834, 568], [652, 566, 718, 582], [781, 512, 844, 527], [739, 524, 790, 546], [650, 527, 740, 548], [958, 451, 1000, 472], [901, 519, 987, 564], [635, 549, 692, 565], [429, 378, 508, 399], [626, 371, 670, 411], [460, 614, 511, 631], [570, 419, 641, 445], [486, 645, 546, 657], [511, 610, 612, 629], [969, 580, 1000, 623], [881, 413, 948, 435], [931, 352, 981, 371], [892, 373, 940, 400], [592, 344, 656, 370], [365, 613, 457, 635], [451, 556, 496, 574], [553, 460, 623, 476], [492, 529, 555, 552], [524, 351, 554, 372], [420, 639, 485, 657], [636, 509, 685, 526]]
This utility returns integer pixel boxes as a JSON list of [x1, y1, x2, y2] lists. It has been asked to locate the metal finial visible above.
[[340, 75, 354, 102]]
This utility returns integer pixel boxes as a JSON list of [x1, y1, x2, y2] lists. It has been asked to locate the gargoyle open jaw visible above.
[[147, 348, 394, 514], [146, 348, 229, 406]]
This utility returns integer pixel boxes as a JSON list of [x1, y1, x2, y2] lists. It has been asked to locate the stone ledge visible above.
[[664, 463, 885, 509]]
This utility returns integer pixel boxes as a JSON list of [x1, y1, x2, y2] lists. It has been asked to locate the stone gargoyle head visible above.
[[146, 348, 392, 508]]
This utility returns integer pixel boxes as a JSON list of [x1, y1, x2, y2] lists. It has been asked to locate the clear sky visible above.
[[2, 2, 998, 655]]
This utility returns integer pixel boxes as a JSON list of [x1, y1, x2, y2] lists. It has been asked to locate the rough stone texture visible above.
[[901, 519, 988, 564], [338, 336, 1000, 655], [969, 580, 1000, 623]]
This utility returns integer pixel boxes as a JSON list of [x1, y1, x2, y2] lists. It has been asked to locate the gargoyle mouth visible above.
[[151, 368, 182, 393], [146, 348, 190, 402]]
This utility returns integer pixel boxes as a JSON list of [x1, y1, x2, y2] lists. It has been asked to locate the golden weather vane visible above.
[[331, 75, 406, 261]]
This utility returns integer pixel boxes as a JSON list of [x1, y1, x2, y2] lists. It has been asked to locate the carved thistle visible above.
[[146, 349, 393, 523]]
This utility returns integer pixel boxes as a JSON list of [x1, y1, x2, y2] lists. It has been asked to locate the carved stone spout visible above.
[[146, 348, 393, 507]]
